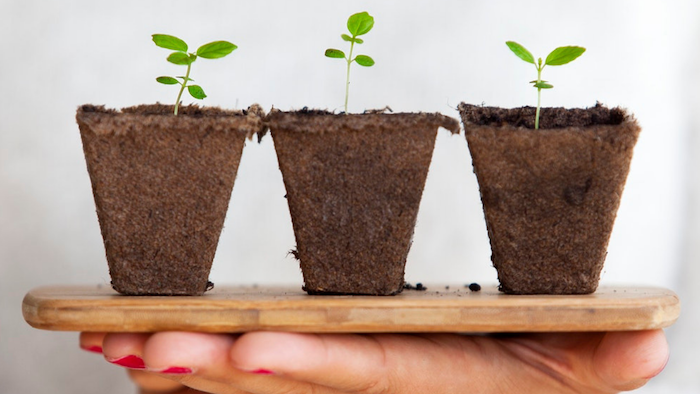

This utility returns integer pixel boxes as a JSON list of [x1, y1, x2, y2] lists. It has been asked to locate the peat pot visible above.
[[458, 103, 641, 295], [267, 109, 460, 295], [77, 104, 264, 295]]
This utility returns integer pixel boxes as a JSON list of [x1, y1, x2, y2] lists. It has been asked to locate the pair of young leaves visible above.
[[324, 11, 375, 67], [506, 41, 585, 90], [153, 34, 236, 107]]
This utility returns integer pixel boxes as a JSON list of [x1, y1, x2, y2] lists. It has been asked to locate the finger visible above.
[[79, 332, 107, 354], [138, 383, 210, 394], [105, 332, 242, 394], [129, 369, 188, 393], [501, 331, 670, 393], [229, 332, 392, 392], [141, 332, 339, 394], [229, 332, 510, 393], [593, 330, 669, 391], [104, 333, 192, 393], [500, 332, 613, 392], [103, 333, 152, 370]]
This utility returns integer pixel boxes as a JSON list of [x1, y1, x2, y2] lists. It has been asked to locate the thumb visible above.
[[593, 330, 669, 391]]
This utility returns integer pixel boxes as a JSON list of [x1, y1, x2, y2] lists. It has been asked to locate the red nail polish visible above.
[[250, 369, 275, 375], [81, 345, 103, 354], [107, 355, 146, 370], [159, 366, 193, 374]]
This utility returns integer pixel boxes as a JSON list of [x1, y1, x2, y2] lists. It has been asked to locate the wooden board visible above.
[[23, 285, 680, 333]]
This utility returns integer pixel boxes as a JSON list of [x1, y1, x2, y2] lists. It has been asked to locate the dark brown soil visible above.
[[468, 283, 481, 292], [459, 103, 641, 295], [403, 282, 427, 291], [460, 102, 626, 129], [267, 109, 459, 295], [77, 104, 264, 295]]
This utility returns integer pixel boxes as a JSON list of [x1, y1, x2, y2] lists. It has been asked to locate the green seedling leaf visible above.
[[533, 81, 553, 89], [167, 52, 196, 65], [152, 34, 188, 52], [342, 34, 364, 44], [545, 46, 586, 66], [355, 55, 375, 67], [347, 12, 374, 36], [325, 49, 346, 58], [506, 41, 535, 64], [156, 76, 179, 85], [196, 41, 237, 59], [153, 34, 236, 115], [188, 85, 207, 99]]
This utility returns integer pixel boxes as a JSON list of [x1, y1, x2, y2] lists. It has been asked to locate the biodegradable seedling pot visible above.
[[77, 104, 264, 295], [458, 103, 641, 295], [267, 109, 460, 295]]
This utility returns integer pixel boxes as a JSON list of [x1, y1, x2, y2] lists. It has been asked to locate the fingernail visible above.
[[157, 366, 193, 374], [81, 345, 103, 354], [107, 355, 146, 370], [249, 368, 275, 375]]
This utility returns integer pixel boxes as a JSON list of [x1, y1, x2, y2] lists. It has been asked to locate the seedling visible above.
[[506, 41, 585, 129], [325, 11, 375, 114], [152, 34, 237, 115]]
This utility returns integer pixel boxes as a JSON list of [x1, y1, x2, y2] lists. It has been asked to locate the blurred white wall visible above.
[[1, 0, 697, 392]]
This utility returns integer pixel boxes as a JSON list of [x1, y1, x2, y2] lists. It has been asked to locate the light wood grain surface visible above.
[[22, 285, 680, 333]]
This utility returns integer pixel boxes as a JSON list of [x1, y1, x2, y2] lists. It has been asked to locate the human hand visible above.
[[80, 330, 668, 394]]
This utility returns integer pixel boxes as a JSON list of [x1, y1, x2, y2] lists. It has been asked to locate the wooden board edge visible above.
[[21, 285, 682, 333], [22, 290, 48, 330]]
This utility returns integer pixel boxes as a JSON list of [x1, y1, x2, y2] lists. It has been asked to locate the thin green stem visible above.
[[174, 62, 192, 116], [535, 64, 543, 129], [344, 39, 356, 114], [536, 88, 541, 130]]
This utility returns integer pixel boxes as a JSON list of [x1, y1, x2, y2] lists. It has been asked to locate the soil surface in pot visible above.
[[77, 104, 264, 296], [459, 103, 641, 295], [268, 109, 459, 295]]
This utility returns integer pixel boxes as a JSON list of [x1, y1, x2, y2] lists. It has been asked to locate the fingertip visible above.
[[229, 331, 388, 388], [103, 333, 151, 354], [79, 332, 106, 354], [141, 332, 235, 374], [229, 332, 311, 373], [102, 333, 151, 369], [594, 330, 669, 390]]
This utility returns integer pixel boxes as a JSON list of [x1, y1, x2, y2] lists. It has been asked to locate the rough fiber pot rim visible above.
[[458, 102, 635, 130], [77, 103, 267, 138], [263, 108, 461, 136]]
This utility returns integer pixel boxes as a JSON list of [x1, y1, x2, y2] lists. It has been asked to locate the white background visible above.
[[1, 0, 698, 392]]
